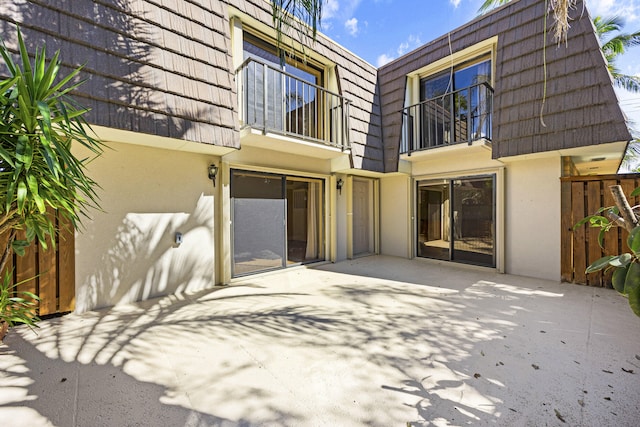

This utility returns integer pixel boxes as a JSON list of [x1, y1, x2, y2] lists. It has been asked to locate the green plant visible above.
[[0, 26, 103, 332], [0, 270, 40, 332], [576, 186, 640, 317]]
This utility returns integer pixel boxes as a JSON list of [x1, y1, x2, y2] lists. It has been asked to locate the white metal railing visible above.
[[400, 81, 493, 154], [236, 58, 350, 150]]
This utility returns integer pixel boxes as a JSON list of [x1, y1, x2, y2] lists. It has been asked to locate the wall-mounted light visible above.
[[208, 164, 218, 187], [336, 178, 344, 195]]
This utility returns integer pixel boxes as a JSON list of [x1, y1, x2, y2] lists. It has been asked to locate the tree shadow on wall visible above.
[[77, 194, 216, 311], [1, 0, 220, 143]]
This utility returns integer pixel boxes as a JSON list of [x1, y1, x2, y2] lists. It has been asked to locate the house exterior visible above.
[[0, 0, 631, 312]]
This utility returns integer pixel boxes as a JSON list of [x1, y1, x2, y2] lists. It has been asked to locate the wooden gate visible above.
[[0, 212, 75, 316], [561, 174, 640, 287]]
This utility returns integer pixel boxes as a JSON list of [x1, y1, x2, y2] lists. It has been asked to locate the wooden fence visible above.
[[561, 174, 640, 287], [0, 211, 75, 316]]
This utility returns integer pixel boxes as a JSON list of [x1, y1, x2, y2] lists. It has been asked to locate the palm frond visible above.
[[614, 74, 640, 93]]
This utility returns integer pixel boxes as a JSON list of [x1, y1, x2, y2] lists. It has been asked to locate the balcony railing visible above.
[[400, 82, 493, 154], [236, 58, 350, 150]]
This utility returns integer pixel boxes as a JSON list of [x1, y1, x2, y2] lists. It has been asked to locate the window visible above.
[[420, 57, 491, 99], [401, 39, 497, 154], [241, 31, 326, 139], [242, 32, 323, 85], [418, 56, 492, 146]]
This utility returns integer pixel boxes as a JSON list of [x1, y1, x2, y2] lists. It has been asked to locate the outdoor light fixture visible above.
[[208, 164, 218, 187], [336, 178, 344, 195]]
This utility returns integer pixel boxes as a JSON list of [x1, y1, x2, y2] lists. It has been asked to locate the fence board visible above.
[[561, 174, 640, 287], [586, 181, 603, 286], [571, 181, 587, 285], [602, 179, 619, 286], [58, 216, 75, 313], [15, 231, 37, 296], [0, 211, 75, 316], [38, 234, 58, 316], [560, 181, 573, 282], [620, 179, 637, 254]]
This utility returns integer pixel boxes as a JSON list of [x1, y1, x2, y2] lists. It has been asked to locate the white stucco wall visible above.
[[380, 174, 411, 257], [74, 141, 219, 312], [504, 156, 562, 281]]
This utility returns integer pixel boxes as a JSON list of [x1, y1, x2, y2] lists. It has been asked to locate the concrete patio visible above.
[[1, 256, 639, 426]]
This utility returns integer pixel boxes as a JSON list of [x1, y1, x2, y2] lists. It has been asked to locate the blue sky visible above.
[[319, 0, 640, 70], [319, 0, 640, 126]]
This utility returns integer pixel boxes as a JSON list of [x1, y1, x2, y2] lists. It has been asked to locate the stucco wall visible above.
[[74, 141, 218, 312], [380, 175, 411, 258], [505, 156, 562, 281]]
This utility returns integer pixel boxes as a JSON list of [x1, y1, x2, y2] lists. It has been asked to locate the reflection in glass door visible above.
[[232, 171, 286, 276], [417, 176, 495, 267], [452, 177, 494, 266], [286, 178, 324, 265], [417, 181, 450, 261]]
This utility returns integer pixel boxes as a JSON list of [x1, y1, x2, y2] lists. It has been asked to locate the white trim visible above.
[[407, 36, 498, 80]]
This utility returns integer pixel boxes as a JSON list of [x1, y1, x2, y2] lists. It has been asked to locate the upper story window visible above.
[[401, 49, 495, 154], [420, 56, 491, 101], [242, 32, 323, 87], [235, 26, 349, 149]]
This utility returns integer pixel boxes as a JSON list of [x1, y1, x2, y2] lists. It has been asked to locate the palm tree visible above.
[[478, 0, 577, 42], [270, 0, 323, 59], [479, 0, 640, 92], [594, 16, 640, 93]]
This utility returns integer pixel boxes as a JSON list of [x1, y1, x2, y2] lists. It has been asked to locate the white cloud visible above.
[[345, 17, 359, 36], [397, 34, 421, 56], [450, 0, 462, 8], [377, 33, 423, 67], [322, 0, 340, 20], [323, 0, 363, 21], [397, 41, 409, 56], [587, 0, 639, 22], [377, 53, 395, 67]]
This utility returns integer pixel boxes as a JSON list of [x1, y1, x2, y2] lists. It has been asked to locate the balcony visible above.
[[236, 58, 351, 151], [400, 82, 493, 155]]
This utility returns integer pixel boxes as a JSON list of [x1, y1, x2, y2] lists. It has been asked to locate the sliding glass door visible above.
[[285, 178, 324, 264], [231, 170, 324, 277], [417, 175, 495, 267], [232, 171, 286, 276]]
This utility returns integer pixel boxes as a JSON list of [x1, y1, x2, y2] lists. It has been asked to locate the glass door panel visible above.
[[285, 178, 324, 264], [417, 182, 450, 261], [452, 176, 495, 267], [232, 171, 286, 276]]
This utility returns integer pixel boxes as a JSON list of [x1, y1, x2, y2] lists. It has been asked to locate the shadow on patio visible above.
[[1, 256, 639, 426]]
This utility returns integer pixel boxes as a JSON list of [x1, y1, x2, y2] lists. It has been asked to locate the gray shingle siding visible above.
[[1, 0, 237, 147], [378, 0, 631, 171], [0, 0, 383, 170], [0, 0, 629, 172]]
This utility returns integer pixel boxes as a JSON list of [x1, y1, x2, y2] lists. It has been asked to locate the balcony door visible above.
[[242, 32, 323, 139], [417, 56, 492, 148], [417, 175, 495, 267]]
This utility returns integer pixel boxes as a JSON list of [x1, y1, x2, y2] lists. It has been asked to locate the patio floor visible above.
[[1, 256, 639, 426]]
